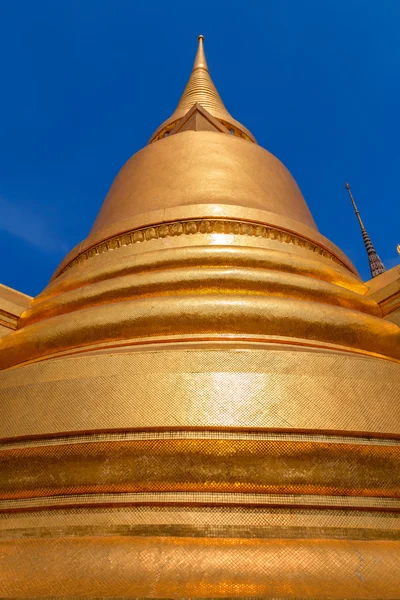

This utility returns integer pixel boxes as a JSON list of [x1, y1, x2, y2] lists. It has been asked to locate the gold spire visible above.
[[172, 34, 227, 116], [150, 36, 255, 142], [193, 34, 207, 69]]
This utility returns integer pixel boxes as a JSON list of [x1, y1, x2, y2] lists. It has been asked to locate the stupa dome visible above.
[[0, 36, 399, 599]]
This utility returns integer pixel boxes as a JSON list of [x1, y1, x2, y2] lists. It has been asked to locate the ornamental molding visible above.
[[0, 308, 18, 331], [58, 219, 346, 277]]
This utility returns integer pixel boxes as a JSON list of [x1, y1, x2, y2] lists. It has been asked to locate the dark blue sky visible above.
[[1, 0, 399, 296]]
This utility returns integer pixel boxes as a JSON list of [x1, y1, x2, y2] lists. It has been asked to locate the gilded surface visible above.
[[58, 217, 348, 277], [150, 35, 256, 142], [365, 264, 400, 324], [0, 348, 400, 439], [89, 131, 318, 236], [0, 283, 32, 337], [1, 435, 399, 501], [0, 36, 400, 598]]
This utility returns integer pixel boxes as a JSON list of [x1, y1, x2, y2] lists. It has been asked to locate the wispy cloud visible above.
[[0, 196, 67, 253]]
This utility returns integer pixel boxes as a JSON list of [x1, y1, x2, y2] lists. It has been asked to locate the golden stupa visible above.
[[0, 36, 400, 599]]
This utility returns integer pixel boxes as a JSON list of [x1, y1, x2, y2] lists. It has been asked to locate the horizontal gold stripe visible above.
[[0, 597, 381, 600], [2, 295, 400, 370], [0, 437, 399, 501], [1, 429, 400, 451], [1, 492, 400, 512], [0, 597, 389, 600], [1, 536, 399, 597], [1, 523, 400, 541], [49, 244, 363, 305], [2, 505, 399, 536], [0, 597, 343, 600], [23, 266, 380, 329], [0, 348, 399, 441]]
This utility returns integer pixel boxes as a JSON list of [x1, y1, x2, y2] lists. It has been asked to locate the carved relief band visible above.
[[58, 218, 347, 277]]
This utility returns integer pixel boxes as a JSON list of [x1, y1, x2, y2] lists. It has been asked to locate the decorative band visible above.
[[380, 293, 400, 317], [1, 438, 398, 504], [1, 429, 400, 451], [0, 309, 17, 330], [0, 318, 15, 331], [1, 491, 399, 512], [58, 219, 346, 277], [2, 523, 399, 541]]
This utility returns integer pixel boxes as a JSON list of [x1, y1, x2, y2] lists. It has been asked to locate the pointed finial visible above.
[[193, 34, 208, 70], [345, 183, 364, 229], [345, 183, 386, 278]]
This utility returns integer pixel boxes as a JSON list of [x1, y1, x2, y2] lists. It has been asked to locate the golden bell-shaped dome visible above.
[[0, 37, 399, 599]]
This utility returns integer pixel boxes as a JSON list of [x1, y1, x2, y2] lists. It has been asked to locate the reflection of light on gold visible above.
[[209, 233, 235, 245], [209, 372, 273, 426]]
